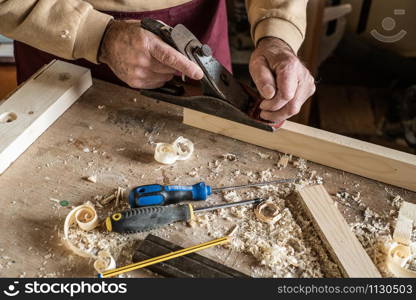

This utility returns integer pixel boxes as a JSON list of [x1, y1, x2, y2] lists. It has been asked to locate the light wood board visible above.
[[0, 60, 92, 174], [298, 185, 381, 277], [183, 109, 416, 192]]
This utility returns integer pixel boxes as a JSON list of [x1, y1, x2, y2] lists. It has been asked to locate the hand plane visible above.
[[140, 18, 282, 132]]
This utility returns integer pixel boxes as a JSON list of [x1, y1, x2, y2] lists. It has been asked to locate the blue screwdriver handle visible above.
[[128, 182, 212, 208]]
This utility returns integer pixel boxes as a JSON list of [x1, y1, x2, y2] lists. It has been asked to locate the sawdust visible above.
[[335, 189, 366, 210], [194, 155, 407, 278], [65, 224, 136, 270], [198, 156, 336, 275], [256, 152, 273, 160], [196, 185, 342, 277], [350, 208, 391, 275], [17, 128, 409, 278], [254, 201, 281, 224], [332, 188, 406, 276], [222, 153, 238, 161], [0, 253, 15, 271]]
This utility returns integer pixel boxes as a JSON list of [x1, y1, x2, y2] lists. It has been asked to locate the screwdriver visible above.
[[106, 198, 264, 233], [128, 178, 295, 208]]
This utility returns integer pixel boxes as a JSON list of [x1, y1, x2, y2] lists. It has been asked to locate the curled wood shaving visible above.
[[393, 217, 413, 245], [154, 136, 194, 164], [75, 206, 99, 231], [174, 136, 194, 161], [227, 225, 239, 237], [114, 187, 124, 209], [154, 143, 179, 164], [100, 194, 116, 206]]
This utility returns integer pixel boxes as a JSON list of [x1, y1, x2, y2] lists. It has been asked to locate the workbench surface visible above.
[[0, 79, 415, 277]]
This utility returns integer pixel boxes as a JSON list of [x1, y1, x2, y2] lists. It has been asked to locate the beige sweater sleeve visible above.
[[0, 0, 307, 63], [0, 0, 113, 63], [246, 0, 308, 54]]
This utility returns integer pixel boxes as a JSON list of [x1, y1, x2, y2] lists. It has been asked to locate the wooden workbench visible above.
[[0, 79, 415, 277]]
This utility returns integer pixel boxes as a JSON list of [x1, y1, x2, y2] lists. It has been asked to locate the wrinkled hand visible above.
[[249, 37, 316, 123], [99, 20, 204, 89]]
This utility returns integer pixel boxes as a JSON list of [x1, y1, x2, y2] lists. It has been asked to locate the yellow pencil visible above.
[[99, 236, 229, 278]]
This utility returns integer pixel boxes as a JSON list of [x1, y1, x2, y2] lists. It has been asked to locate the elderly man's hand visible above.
[[99, 20, 204, 89], [249, 37, 316, 123]]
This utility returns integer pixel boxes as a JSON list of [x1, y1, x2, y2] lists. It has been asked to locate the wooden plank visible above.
[[298, 185, 381, 277], [183, 109, 416, 192], [0, 60, 91, 174], [318, 85, 377, 136]]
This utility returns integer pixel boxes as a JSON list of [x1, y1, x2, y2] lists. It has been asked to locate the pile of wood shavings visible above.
[[193, 157, 342, 278], [65, 226, 134, 259]]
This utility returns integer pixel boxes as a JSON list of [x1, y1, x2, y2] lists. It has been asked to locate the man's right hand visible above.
[[98, 20, 204, 89]]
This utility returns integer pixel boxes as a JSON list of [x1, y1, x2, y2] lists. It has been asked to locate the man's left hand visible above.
[[249, 37, 316, 124]]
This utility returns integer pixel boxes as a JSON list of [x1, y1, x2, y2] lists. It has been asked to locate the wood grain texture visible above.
[[0, 60, 91, 174], [298, 185, 381, 278], [183, 109, 416, 191]]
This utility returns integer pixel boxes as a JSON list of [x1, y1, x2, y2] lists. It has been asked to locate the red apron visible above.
[[14, 0, 231, 85]]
